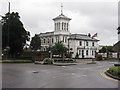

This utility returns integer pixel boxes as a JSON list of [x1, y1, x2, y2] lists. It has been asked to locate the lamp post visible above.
[[49, 50, 52, 59]]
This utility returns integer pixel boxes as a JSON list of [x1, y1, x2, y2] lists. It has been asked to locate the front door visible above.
[[82, 50, 84, 58]]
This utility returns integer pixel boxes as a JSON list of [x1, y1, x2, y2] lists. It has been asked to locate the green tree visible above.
[[2, 12, 30, 57], [51, 41, 68, 55], [99, 46, 114, 53], [99, 46, 106, 53], [30, 34, 41, 50], [106, 46, 114, 52]]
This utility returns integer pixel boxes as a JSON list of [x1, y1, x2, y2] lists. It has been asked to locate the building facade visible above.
[[118, 27, 120, 41], [68, 34, 99, 58], [39, 5, 99, 58]]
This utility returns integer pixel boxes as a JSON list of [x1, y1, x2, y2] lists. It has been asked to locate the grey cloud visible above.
[[1, 0, 118, 45]]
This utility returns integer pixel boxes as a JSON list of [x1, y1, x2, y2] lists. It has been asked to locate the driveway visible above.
[[1, 60, 119, 88]]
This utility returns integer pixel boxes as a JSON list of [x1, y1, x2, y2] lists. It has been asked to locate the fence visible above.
[[98, 53, 118, 59]]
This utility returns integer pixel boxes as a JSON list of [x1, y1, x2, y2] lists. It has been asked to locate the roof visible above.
[[114, 41, 120, 46], [39, 31, 54, 37], [113, 41, 120, 52], [68, 34, 99, 41], [53, 14, 71, 20]]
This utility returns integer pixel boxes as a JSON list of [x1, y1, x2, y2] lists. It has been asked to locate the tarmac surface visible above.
[[1, 59, 119, 88]]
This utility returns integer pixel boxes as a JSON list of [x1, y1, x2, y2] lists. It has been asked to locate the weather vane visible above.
[[6, 0, 10, 13], [61, 3, 63, 14]]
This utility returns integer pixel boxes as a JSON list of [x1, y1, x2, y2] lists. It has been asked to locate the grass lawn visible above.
[[0, 59, 33, 63]]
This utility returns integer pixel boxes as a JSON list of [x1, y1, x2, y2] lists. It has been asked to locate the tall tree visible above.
[[2, 12, 30, 57], [30, 34, 41, 50]]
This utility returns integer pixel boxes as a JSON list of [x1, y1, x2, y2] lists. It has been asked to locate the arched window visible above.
[[48, 38, 49, 43], [43, 38, 46, 44], [58, 22, 60, 30], [64, 23, 66, 30]]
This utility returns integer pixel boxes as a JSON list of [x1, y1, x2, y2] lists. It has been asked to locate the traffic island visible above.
[[53, 62, 77, 66], [105, 66, 120, 81]]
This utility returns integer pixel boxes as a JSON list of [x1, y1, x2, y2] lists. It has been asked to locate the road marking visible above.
[[32, 71, 39, 73], [100, 72, 119, 82], [62, 66, 66, 67]]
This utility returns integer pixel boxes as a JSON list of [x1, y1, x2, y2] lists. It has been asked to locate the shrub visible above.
[[43, 58, 53, 64], [107, 66, 120, 77]]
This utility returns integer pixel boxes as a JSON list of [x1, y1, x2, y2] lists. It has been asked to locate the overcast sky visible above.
[[0, 0, 119, 45]]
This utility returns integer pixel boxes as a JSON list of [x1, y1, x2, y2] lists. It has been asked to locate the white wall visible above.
[[112, 53, 117, 58], [69, 40, 99, 58], [118, 33, 120, 41]]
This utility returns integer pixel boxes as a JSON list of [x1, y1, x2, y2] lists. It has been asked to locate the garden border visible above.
[[105, 70, 120, 81]]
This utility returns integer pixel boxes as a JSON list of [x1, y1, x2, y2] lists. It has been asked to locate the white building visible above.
[[118, 27, 120, 41], [68, 34, 99, 58], [39, 5, 99, 58]]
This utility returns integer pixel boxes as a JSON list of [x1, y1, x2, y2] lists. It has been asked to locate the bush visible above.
[[107, 66, 120, 77], [95, 55, 103, 61], [53, 58, 75, 63], [43, 58, 53, 64]]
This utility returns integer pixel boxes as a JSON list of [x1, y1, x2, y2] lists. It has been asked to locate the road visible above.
[[1, 60, 119, 88]]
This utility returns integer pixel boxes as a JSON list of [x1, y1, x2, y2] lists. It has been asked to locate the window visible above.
[[48, 38, 49, 43], [65, 37, 67, 43], [79, 41, 82, 46], [67, 23, 68, 31], [62, 22, 64, 30], [64, 23, 66, 30], [86, 50, 88, 56], [92, 42, 94, 46], [55, 23, 56, 31], [52, 38, 54, 43], [86, 41, 88, 46], [58, 22, 60, 30], [79, 50, 81, 55], [63, 36, 64, 42], [92, 51, 94, 55], [43, 39, 45, 44]]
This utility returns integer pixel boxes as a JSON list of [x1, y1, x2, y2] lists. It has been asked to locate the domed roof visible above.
[[53, 13, 71, 21]]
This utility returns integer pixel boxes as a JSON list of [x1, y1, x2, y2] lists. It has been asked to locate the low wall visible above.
[[98, 53, 118, 59]]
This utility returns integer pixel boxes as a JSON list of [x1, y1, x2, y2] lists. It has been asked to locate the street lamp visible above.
[[49, 50, 52, 59]]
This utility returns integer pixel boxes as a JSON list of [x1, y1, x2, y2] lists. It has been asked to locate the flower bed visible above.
[[106, 66, 120, 80]]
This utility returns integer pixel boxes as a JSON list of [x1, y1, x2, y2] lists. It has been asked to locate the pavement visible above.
[[1, 59, 119, 88]]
